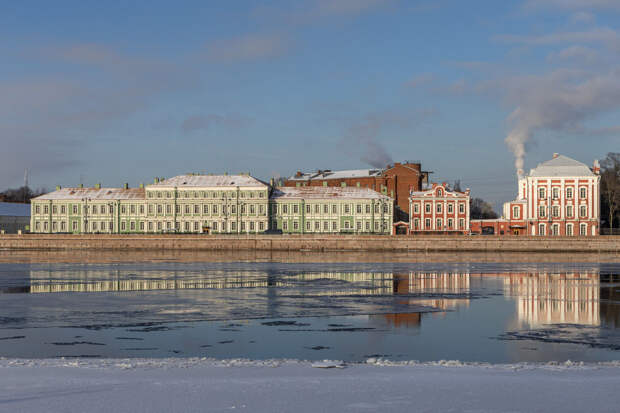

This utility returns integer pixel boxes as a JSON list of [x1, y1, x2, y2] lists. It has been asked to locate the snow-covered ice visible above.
[[1, 358, 619, 412]]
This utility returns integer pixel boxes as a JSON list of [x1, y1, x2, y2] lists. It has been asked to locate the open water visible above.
[[1, 261, 619, 362]]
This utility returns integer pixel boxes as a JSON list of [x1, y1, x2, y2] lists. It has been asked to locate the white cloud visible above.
[[547, 45, 598, 62], [570, 11, 596, 24]]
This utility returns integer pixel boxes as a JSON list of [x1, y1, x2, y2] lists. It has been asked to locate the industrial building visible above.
[[284, 161, 429, 221], [0, 202, 30, 233]]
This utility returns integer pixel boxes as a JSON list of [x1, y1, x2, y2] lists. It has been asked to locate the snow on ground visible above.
[[1, 358, 620, 412]]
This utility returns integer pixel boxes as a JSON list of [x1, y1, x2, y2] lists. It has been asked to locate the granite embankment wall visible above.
[[0, 234, 619, 253]]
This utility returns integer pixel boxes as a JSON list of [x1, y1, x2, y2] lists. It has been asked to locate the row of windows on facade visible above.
[[412, 218, 466, 230], [35, 220, 267, 232], [33, 219, 389, 233], [513, 205, 590, 219], [274, 203, 389, 215], [537, 187, 589, 200], [412, 202, 466, 214], [147, 190, 266, 199], [537, 223, 591, 236], [278, 220, 389, 231], [35, 203, 267, 216]]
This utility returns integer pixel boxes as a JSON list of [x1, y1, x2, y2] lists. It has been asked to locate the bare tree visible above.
[[470, 198, 498, 219], [600, 153, 620, 232]]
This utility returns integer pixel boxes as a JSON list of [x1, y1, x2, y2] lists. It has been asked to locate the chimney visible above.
[[95, 183, 101, 189], [55, 185, 61, 191], [79, 184, 83, 188], [593, 159, 600, 175], [295, 171, 302, 178], [154, 177, 159, 184], [139, 183, 144, 189], [553, 153, 559, 159], [394, 162, 401, 167], [124, 183, 129, 189]]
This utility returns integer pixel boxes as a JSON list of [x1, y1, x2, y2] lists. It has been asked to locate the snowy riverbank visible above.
[[2, 358, 620, 412]]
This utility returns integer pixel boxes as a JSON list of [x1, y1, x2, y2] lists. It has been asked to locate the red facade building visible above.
[[408, 182, 470, 234]]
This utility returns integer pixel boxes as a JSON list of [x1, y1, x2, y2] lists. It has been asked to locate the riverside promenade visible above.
[[0, 234, 619, 253]]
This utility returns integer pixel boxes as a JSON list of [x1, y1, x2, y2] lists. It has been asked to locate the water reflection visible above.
[[1, 263, 620, 361]]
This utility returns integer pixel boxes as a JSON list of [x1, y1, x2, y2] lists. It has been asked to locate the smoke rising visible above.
[[502, 68, 620, 175]]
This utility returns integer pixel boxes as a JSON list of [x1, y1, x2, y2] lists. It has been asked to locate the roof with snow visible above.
[[288, 169, 383, 181], [528, 155, 595, 177], [148, 174, 267, 188], [0, 202, 31, 217], [270, 187, 391, 200], [32, 187, 146, 201]]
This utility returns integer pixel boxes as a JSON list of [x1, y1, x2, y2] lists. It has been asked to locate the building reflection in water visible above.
[[503, 272, 601, 327]]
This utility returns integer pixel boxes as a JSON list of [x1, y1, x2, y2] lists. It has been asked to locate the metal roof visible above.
[[0, 202, 31, 217], [529, 155, 594, 177], [148, 174, 268, 188], [288, 169, 383, 181], [32, 187, 146, 201], [270, 186, 392, 200]]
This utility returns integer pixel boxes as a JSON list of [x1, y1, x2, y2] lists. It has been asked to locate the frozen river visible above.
[[1, 261, 619, 363]]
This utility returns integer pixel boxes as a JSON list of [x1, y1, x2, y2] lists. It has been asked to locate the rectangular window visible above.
[[414, 204, 419, 214], [566, 187, 573, 199], [513, 206, 519, 218], [580, 224, 587, 236], [148, 205, 154, 214], [185, 205, 190, 214], [425, 218, 431, 228], [293, 205, 299, 214], [356, 221, 362, 230], [580, 205, 587, 217], [250, 205, 256, 214], [100, 205, 106, 214], [552, 188, 559, 199], [344, 204, 350, 214], [306, 221, 311, 231], [459, 218, 465, 229], [61, 221, 66, 231], [173, 205, 178, 214], [538, 224, 545, 236], [283, 221, 288, 231], [259, 222, 264, 231], [436, 204, 442, 213], [212, 222, 218, 231], [314, 204, 319, 214], [157, 222, 162, 231], [448, 218, 453, 229], [552, 206, 559, 218], [436, 218, 442, 229], [425, 203, 431, 213], [315, 221, 320, 230], [44, 205, 49, 214], [121, 222, 126, 231], [72, 221, 78, 231], [52, 205, 58, 214], [539, 206, 546, 218], [324, 221, 329, 230], [356, 205, 362, 214], [293, 221, 299, 230], [121, 206, 126, 214], [283, 204, 288, 214], [579, 187, 587, 198], [447, 204, 453, 214], [551, 224, 559, 236], [538, 188, 545, 199], [332, 221, 337, 231], [35, 205, 41, 214], [365, 221, 370, 230], [250, 222, 255, 231], [344, 221, 350, 229], [184, 222, 190, 231], [324, 205, 329, 214], [566, 224, 573, 236], [365, 204, 371, 214], [566, 205, 573, 217], [213, 205, 218, 214], [204, 205, 209, 214], [157, 205, 163, 214], [73, 205, 78, 214], [194, 221, 199, 231], [333, 205, 337, 214], [52, 221, 58, 232], [414, 219, 419, 229], [130, 221, 135, 231], [194, 205, 200, 214], [148, 222, 153, 231], [130, 205, 136, 214]]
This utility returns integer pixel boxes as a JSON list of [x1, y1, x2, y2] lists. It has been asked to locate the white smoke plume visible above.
[[502, 68, 620, 176]]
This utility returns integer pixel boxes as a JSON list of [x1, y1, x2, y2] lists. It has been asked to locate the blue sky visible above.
[[1, 0, 619, 208]]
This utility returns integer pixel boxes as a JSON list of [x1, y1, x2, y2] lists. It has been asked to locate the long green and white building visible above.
[[30, 174, 393, 234]]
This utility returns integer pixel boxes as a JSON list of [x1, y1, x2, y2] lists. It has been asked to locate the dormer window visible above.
[[437, 188, 443, 196]]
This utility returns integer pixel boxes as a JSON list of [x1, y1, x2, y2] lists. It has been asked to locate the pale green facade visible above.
[[269, 187, 393, 234], [30, 175, 394, 235]]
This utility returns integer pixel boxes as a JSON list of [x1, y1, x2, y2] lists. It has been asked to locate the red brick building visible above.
[[408, 182, 470, 234], [284, 161, 430, 220]]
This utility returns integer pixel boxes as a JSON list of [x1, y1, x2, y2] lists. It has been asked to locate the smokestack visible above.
[[124, 183, 129, 189], [553, 153, 559, 159]]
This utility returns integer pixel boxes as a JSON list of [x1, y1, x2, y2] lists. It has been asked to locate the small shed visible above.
[[0, 202, 31, 233]]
